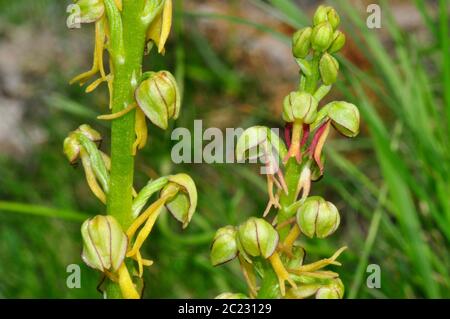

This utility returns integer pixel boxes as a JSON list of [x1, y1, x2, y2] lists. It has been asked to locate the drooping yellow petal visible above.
[[127, 201, 164, 257], [70, 19, 106, 85], [146, 0, 173, 54], [268, 252, 297, 296], [117, 263, 140, 299], [159, 0, 172, 53], [133, 107, 148, 155]]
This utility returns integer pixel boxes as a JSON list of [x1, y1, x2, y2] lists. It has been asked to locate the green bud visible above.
[[313, 6, 340, 30], [237, 217, 279, 259], [63, 124, 102, 164], [296, 196, 340, 238], [328, 30, 346, 54], [326, 7, 340, 30], [328, 101, 360, 137], [161, 173, 197, 229], [319, 53, 339, 85], [282, 91, 318, 124], [235, 126, 287, 162], [292, 27, 312, 59], [81, 215, 127, 272], [63, 134, 81, 164], [311, 22, 333, 52], [316, 278, 345, 299], [210, 226, 238, 266], [75, 0, 105, 24], [215, 292, 249, 299], [135, 70, 181, 130], [313, 5, 328, 26]]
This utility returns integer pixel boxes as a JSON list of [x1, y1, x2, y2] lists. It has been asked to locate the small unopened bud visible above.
[[313, 6, 340, 30], [161, 173, 197, 228], [282, 91, 318, 124], [81, 215, 128, 272], [63, 134, 81, 164], [215, 292, 249, 299], [328, 30, 346, 54], [313, 5, 328, 26], [63, 124, 102, 164], [237, 217, 279, 259], [328, 101, 360, 137], [296, 196, 340, 238], [319, 53, 339, 85], [135, 70, 181, 130], [316, 278, 345, 299], [210, 226, 238, 266], [311, 22, 333, 52], [292, 27, 312, 58], [326, 7, 340, 30]]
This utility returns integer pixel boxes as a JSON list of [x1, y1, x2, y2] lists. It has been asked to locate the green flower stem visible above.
[[259, 49, 321, 299], [105, 0, 148, 298], [107, 0, 147, 229]]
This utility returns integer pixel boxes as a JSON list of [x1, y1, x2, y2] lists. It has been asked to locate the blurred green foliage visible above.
[[0, 0, 448, 298]]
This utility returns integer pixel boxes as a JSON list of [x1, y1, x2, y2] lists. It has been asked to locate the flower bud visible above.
[[237, 217, 279, 259], [316, 278, 344, 299], [210, 226, 238, 266], [215, 292, 249, 299], [328, 101, 360, 137], [160, 173, 197, 228], [296, 196, 340, 238], [313, 5, 328, 26], [326, 7, 340, 30], [311, 22, 333, 52], [63, 134, 81, 164], [81, 215, 128, 272], [313, 6, 340, 30], [319, 53, 339, 85], [328, 30, 346, 54], [63, 125, 102, 164], [75, 0, 105, 24], [292, 27, 312, 59], [135, 70, 181, 130], [282, 91, 318, 124]]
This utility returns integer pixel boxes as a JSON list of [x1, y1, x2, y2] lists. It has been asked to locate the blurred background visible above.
[[0, 0, 449, 298]]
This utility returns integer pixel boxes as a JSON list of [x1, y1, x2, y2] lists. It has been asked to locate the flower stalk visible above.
[[64, 0, 197, 299], [211, 5, 360, 299]]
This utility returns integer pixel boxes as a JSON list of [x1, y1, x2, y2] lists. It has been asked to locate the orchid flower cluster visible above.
[[210, 5, 360, 299], [63, 0, 197, 299]]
